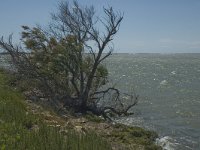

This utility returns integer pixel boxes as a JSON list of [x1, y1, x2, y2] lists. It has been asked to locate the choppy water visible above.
[[0, 54, 14, 70], [105, 53, 200, 150], [1, 53, 200, 149]]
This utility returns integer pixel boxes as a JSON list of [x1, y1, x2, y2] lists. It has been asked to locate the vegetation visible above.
[[0, 1, 162, 149], [0, 69, 111, 150], [0, 1, 138, 119], [108, 124, 162, 150], [0, 69, 162, 150]]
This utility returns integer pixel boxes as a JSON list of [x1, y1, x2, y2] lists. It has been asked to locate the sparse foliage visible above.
[[0, 1, 138, 120]]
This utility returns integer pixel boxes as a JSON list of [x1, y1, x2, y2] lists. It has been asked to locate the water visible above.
[[0, 54, 14, 70], [105, 53, 200, 150], [1, 53, 200, 149]]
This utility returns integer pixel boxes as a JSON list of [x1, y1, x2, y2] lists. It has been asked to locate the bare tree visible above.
[[0, 1, 138, 119]]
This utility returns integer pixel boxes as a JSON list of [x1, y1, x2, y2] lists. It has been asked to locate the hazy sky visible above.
[[1, 0, 200, 53]]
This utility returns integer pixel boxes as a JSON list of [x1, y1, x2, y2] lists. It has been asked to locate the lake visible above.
[[1, 53, 200, 149], [105, 53, 200, 150]]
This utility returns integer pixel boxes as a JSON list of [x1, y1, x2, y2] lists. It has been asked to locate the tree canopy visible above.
[[0, 1, 138, 120]]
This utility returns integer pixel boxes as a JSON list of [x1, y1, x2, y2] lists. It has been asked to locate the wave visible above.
[[156, 136, 176, 150]]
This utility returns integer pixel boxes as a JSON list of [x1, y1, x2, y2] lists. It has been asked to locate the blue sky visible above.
[[1, 0, 200, 53]]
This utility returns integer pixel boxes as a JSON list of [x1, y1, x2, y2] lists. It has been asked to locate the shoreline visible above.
[[0, 69, 162, 150]]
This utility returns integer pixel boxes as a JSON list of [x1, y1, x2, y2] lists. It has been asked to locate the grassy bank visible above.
[[0, 69, 162, 150], [0, 69, 111, 150]]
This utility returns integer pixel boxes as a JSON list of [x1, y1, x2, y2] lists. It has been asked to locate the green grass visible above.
[[0, 69, 111, 150], [110, 124, 162, 150]]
